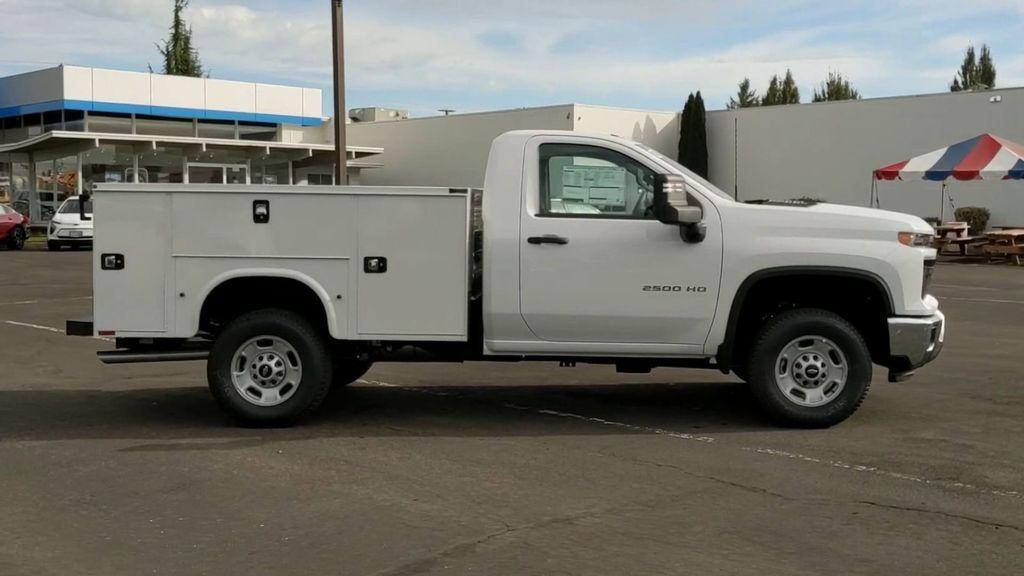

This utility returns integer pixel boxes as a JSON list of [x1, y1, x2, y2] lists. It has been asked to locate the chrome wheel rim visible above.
[[230, 336, 302, 407], [774, 336, 848, 407]]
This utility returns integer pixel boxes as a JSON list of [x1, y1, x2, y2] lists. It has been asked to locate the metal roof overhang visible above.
[[0, 131, 383, 167]]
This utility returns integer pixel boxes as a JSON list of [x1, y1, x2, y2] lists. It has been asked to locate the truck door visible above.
[[518, 138, 722, 348]]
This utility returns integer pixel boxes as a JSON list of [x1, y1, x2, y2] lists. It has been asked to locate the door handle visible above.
[[528, 235, 570, 246]]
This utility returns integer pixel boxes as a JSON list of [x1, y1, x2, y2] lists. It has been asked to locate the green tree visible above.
[[813, 71, 861, 102], [780, 70, 800, 104], [762, 70, 800, 106], [762, 75, 782, 106], [157, 0, 205, 77], [677, 91, 709, 178], [951, 44, 996, 91], [727, 78, 760, 109]]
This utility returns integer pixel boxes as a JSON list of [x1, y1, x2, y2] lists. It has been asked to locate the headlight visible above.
[[898, 232, 934, 247]]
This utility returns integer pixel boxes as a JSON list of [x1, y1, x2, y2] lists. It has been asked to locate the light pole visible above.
[[331, 0, 347, 185]]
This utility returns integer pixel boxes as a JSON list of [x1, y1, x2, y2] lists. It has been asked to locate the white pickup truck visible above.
[[68, 130, 945, 428]]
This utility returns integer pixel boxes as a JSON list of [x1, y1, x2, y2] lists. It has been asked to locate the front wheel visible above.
[[746, 308, 872, 428], [208, 309, 333, 427], [8, 227, 26, 250], [47, 241, 61, 251]]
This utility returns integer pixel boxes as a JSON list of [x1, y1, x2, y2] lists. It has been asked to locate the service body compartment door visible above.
[[93, 192, 170, 334], [356, 194, 469, 340]]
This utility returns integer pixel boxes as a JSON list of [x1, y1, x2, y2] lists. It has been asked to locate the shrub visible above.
[[954, 206, 991, 235]]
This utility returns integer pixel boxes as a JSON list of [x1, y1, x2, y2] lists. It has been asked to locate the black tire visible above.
[[7, 227, 26, 250], [47, 241, 61, 251], [746, 308, 872, 428], [332, 358, 372, 388], [207, 309, 333, 427]]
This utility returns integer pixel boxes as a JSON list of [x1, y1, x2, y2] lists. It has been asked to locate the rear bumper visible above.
[[887, 310, 945, 382]]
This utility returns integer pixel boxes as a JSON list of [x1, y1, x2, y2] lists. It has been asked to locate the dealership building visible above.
[[0, 65, 381, 224]]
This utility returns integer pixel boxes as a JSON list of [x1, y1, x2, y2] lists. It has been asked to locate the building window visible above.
[[81, 145, 135, 192], [307, 173, 333, 186], [43, 110, 63, 132], [88, 113, 133, 134], [64, 110, 86, 132], [135, 115, 195, 138], [0, 155, 10, 204], [197, 120, 236, 140], [138, 147, 185, 183], [238, 122, 278, 142]]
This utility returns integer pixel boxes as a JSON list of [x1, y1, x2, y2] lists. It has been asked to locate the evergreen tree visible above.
[[762, 75, 783, 106], [727, 78, 760, 109], [157, 0, 205, 77], [677, 92, 709, 178], [813, 71, 861, 102], [951, 44, 996, 91], [762, 70, 800, 106], [780, 70, 800, 104], [978, 44, 997, 89]]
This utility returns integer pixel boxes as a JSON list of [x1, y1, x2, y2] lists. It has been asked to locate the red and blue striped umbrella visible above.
[[874, 133, 1024, 182]]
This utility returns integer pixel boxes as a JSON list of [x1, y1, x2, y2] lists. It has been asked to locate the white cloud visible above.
[[0, 0, 1021, 111]]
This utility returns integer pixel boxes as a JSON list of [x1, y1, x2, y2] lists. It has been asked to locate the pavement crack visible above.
[[370, 506, 627, 576], [857, 500, 1023, 532], [613, 453, 799, 502]]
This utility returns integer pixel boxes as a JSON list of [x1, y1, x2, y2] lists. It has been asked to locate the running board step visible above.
[[98, 350, 210, 364]]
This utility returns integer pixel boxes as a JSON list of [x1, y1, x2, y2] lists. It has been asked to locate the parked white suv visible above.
[[48, 196, 94, 250]]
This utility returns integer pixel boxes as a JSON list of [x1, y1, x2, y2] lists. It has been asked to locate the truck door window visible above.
[[539, 144, 656, 219]]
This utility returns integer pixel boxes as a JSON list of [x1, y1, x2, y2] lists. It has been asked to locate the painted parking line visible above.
[[359, 379, 1023, 503], [941, 296, 1024, 305], [3, 320, 113, 342], [0, 296, 93, 307]]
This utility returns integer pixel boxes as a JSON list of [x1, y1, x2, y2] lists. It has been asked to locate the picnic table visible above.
[[984, 229, 1024, 265], [933, 223, 987, 256]]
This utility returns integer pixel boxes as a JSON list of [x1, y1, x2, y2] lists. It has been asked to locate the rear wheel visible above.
[[208, 309, 333, 427], [746, 308, 872, 428], [7, 227, 26, 250]]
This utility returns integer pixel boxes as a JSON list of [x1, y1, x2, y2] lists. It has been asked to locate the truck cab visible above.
[[69, 130, 945, 428]]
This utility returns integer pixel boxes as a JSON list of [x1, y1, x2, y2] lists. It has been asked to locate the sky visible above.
[[0, 0, 1022, 117]]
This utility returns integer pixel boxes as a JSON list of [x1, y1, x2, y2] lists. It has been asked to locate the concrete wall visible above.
[[0, 67, 63, 110], [348, 105, 574, 188], [572, 104, 679, 156], [707, 88, 1024, 225]]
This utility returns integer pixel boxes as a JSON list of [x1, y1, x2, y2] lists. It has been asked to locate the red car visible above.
[[0, 204, 29, 250]]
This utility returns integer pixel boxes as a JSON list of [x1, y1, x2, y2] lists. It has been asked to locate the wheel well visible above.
[[199, 277, 330, 336], [721, 271, 892, 371]]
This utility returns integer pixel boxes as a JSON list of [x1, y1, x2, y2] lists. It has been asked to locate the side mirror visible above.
[[653, 174, 705, 243], [79, 191, 92, 222]]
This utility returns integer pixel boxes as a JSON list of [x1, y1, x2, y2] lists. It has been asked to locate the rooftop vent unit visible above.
[[349, 107, 409, 123]]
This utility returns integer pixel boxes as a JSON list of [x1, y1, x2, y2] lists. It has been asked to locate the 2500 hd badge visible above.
[[643, 285, 708, 293]]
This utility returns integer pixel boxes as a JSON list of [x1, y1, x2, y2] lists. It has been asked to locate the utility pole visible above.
[[331, 0, 347, 185]]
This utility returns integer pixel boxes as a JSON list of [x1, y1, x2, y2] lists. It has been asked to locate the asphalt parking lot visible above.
[[1, 249, 1022, 575]]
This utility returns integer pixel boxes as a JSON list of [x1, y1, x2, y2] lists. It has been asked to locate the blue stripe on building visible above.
[[0, 99, 322, 126]]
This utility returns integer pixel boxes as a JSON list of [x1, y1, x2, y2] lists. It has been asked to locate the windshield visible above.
[[632, 142, 735, 201], [59, 199, 93, 215]]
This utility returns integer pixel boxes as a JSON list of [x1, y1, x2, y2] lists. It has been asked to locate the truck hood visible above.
[[732, 201, 934, 238]]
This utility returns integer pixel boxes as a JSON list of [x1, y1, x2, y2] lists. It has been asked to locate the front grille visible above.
[[923, 259, 936, 297]]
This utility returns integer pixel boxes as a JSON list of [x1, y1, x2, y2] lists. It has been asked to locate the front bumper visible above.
[[49, 225, 94, 241], [887, 310, 945, 382]]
